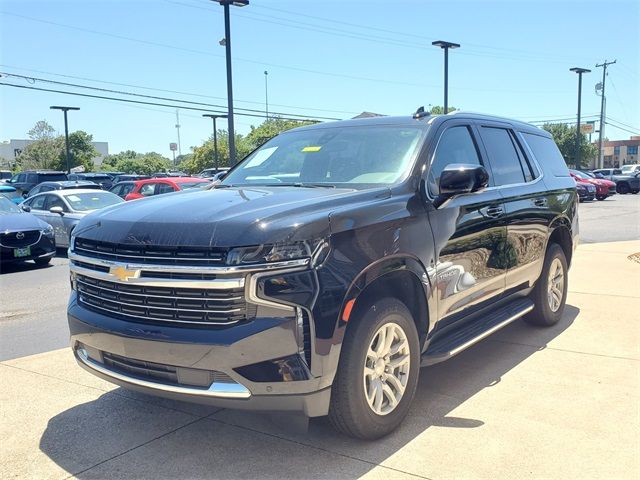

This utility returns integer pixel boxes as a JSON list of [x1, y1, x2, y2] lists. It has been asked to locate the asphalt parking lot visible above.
[[1, 194, 639, 479]]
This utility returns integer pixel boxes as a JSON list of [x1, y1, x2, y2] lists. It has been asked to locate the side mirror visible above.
[[434, 163, 489, 208], [49, 206, 64, 215], [21, 205, 31, 212]]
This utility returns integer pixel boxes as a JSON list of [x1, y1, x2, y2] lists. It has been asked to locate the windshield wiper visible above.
[[266, 183, 336, 189]]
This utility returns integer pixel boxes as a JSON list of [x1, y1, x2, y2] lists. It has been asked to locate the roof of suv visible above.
[[289, 112, 547, 136], [38, 181, 102, 188]]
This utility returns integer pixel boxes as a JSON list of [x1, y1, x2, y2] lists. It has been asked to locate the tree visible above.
[[182, 117, 314, 174], [429, 106, 458, 114], [28, 120, 56, 140], [100, 151, 172, 174], [55, 131, 98, 172], [542, 123, 596, 168], [16, 137, 63, 170]]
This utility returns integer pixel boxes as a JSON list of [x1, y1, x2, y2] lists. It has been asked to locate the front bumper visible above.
[[68, 294, 331, 417], [0, 235, 55, 263]]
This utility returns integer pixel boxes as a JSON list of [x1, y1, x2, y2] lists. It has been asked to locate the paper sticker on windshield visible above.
[[302, 146, 322, 152]]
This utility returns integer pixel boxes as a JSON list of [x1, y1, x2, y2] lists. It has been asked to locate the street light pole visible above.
[[432, 40, 460, 114], [570, 67, 591, 168], [264, 70, 269, 119], [50, 106, 80, 174], [203, 114, 228, 171], [213, 0, 249, 166]]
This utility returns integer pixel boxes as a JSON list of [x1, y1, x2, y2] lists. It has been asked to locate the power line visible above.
[[604, 122, 640, 136], [0, 72, 341, 121], [0, 82, 326, 123], [0, 65, 360, 115]]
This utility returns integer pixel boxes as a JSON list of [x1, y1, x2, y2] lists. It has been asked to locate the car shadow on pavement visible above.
[[38, 305, 579, 479]]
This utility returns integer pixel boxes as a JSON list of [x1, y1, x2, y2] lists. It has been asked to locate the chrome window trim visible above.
[[69, 251, 310, 275], [76, 347, 251, 398]]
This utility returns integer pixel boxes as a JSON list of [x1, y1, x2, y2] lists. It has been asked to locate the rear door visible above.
[[426, 120, 508, 326], [476, 122, 549, 295], [43, 194, 69, 246]]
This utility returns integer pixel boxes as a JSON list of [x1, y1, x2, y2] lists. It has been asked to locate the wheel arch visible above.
[[338, 255, 433, 350], [547, 218, 574, 267]]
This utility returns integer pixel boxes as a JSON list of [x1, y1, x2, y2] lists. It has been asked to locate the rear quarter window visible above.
[[521, 133, 569, 177]]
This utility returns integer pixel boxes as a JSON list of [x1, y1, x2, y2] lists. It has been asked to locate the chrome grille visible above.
[[73, 238, 227, 266], [0, 230, 41, 248], [76, 274, 247, 325]]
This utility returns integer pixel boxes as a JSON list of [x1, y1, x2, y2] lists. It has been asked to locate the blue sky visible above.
[[1, 0, 638, 157]]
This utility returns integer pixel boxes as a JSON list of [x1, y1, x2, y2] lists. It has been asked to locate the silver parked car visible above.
[[20, 189, 123, 248]]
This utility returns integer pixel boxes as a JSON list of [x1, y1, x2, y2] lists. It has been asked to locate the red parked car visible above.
[[569, 170, 616, 201], [123, 177, 210, 201]]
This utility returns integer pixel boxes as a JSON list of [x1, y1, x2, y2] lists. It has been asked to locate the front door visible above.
[[426, 122, 508, 328]]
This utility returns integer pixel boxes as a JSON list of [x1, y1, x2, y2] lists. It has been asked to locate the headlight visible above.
[[43, 225, 54, 237], [227, 240, 323, 265]]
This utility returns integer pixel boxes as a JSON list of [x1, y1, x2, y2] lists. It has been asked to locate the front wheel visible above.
[[596, 195, 606, 201], [525, 243, 568, 327], [34, 257, 51, 266], [631, 190, 639, 195], [328, 298, 420, 440]]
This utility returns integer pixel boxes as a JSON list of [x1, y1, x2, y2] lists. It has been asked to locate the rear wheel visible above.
[[328, 297, 420, 440], [617, 183, 630, 194], [596, 195, 606, 201], [631, 190, 639, 194], [525, 243, 568, 327]]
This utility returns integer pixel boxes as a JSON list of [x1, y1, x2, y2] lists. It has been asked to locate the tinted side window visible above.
[[428, 126, 481, 196], [521, 133, 569, 177], [155, 183, 175, 195], [26, 173, 38, 184], [480, 127, 526, 185]]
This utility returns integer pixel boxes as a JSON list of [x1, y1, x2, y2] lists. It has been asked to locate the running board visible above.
[[421, 298, 534, 366]]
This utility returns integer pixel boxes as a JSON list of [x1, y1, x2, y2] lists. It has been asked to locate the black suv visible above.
[[7, 171, 68, 196], [67, 112, 577, 439]]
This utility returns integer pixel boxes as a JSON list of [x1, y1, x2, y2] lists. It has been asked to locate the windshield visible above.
[[222, 125, 424, 188], [0, 196, 22, 213], [0, 189, 22, 201], [64, 192, 123, 211]]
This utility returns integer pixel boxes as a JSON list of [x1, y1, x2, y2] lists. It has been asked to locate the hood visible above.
[[0, 212, 50, 233], [74, 186, 390, 247]]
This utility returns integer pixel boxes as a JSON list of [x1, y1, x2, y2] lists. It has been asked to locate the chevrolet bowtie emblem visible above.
[[109, 265, 140, 282]]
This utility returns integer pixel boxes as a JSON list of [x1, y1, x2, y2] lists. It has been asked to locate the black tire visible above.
[[328, 297, 420, 440], [525, 243, 568, 327], [617, 183, 630, 194], [34, 257, 51, 266], [631, 190, 639, 194], [596, 195, 606, 201]]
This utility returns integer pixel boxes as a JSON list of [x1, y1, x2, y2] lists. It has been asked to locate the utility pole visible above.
[[202, 114, 227, 172], [50, 106, 80, 174], [570, 67, 590, 168], [595, 60, 616, 169], [175, 109, 182, 156]]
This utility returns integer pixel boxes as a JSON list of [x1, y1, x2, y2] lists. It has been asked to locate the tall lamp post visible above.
[[202, 114, 228, 172], [431, 40, 460, 114], [570, 67, 591, 168], [50, 106, 80, 173], [212, 0, 249, 166]]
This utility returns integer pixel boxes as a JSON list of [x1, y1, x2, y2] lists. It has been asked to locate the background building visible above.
[[0, 139, 109, 169], [590, 136, 640, 168]]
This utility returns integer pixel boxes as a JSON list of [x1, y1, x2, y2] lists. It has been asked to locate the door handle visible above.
[[534, 198, 547, 207], [484, 206, 504, 218]]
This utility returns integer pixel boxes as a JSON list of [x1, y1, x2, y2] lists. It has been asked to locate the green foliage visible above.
[[429, 106, 458, 114], [100, 151, 171, 174], [17, 121, 98, 172], [182, 117, 314, 174], [542, 123, 597, 168]]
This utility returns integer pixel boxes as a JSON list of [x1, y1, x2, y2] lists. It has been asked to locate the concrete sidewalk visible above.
[[2, 241, 639, 479]]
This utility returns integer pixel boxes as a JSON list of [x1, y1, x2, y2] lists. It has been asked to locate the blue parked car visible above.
[[0, 185, 23, 205]]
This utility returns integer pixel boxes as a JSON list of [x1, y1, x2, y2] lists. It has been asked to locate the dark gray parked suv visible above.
[[68, 111, 577, 439]]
